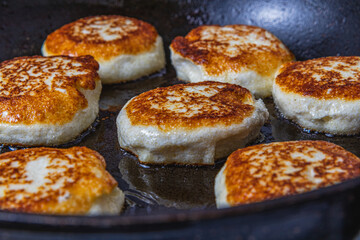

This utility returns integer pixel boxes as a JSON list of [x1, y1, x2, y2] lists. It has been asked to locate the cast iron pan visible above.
[[0, 0, 360, 239]]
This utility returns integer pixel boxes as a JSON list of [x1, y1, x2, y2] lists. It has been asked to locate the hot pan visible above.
[[0, 0, 359, 239]]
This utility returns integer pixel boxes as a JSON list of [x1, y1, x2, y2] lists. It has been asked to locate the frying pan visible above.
[[0, 0, 360, 239]]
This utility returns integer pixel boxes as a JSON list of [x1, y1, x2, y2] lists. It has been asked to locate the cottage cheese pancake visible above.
[[273, 56, 360, 135], [170, 25, 294, 97], [0, 55, 101, 146], [117, 81, 269, 165], [0, 147, 124, 215], [42, 15, 165, 84], [215, 140, 360, 208]]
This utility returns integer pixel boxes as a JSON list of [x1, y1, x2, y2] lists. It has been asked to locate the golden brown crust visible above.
[[0, 147, 117, 214], [224, 141, 360, 206], [44, 15, 159, 61], [125, 81, 255, 131], [275, 56, 360, 100], [0, 55, 99, 125], [170, 25, 294, 77]]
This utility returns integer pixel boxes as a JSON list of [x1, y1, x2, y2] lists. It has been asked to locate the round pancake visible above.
[[0, 55, 101, 146], [273, 56, 360, 135], [0, 147, 124, 215], [117, 81, 269, 165], [42, 15, 165, 84], [215, 140, 360, 208], [170, 25, 295, 98]]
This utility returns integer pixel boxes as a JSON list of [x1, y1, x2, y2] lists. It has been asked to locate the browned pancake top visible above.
[[0, 147, 117, 214], [224, 140, 360, 206], [125, 81, 255, 131], [44, 15, 159, 61], [275, 56, 360, 100], [0, 55, 99, 125], [171, 25, 294, 77]]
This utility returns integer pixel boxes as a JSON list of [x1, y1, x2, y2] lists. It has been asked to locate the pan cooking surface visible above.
[[0, 0, 359, 228], [94, 70, 360, 216]]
